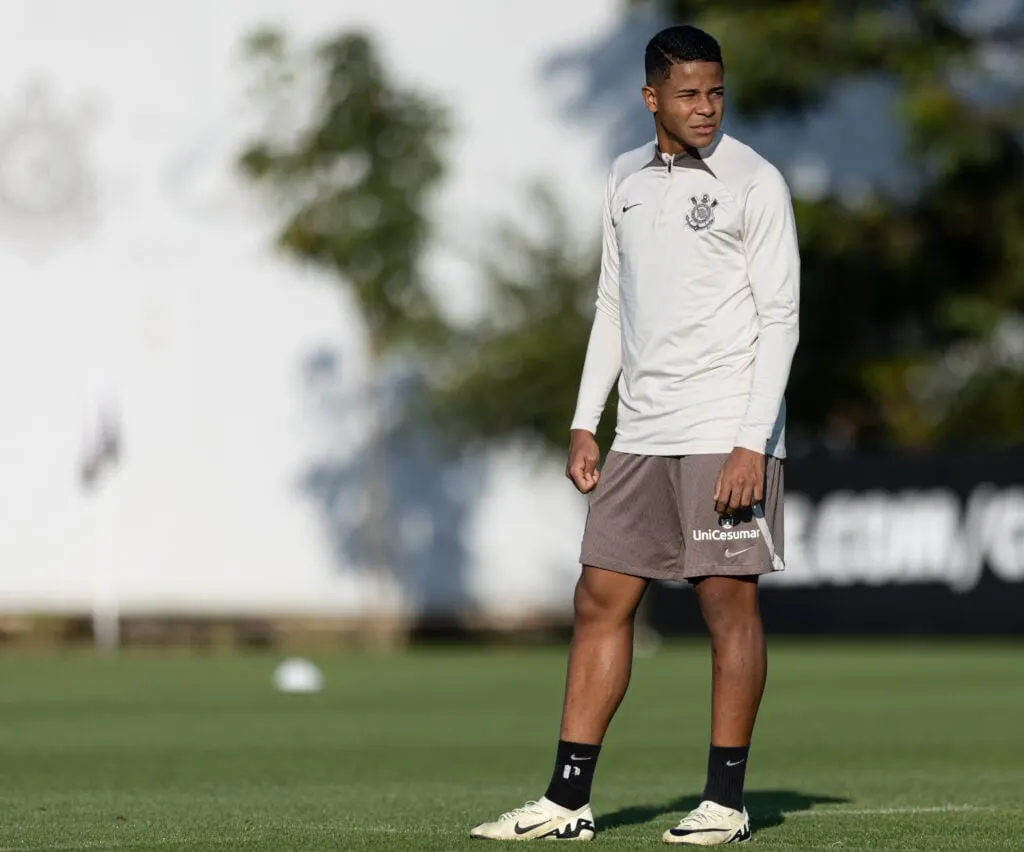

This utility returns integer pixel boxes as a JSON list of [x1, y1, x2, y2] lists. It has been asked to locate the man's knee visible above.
[[693, 575, 762, 637], [573, 566, 647, 625]]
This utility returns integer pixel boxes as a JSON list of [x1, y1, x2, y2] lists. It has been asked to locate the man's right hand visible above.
[[566, 429, 601, 494]]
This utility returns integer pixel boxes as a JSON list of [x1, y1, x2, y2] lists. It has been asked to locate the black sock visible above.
[[543, 740, 601, 810], [702, 744, 749, 811]]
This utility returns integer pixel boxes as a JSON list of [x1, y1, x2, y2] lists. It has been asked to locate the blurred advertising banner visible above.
[[648, 449, 1024, 636]]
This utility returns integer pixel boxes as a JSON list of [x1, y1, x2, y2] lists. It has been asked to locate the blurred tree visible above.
[[237, 29, 449, 593], [422, 2, 1024, 455], [414, 184, 617, 455], [238, 28, 449, 357]]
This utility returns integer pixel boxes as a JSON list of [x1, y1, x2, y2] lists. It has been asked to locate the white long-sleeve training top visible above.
[[570, 133, 801, 458]]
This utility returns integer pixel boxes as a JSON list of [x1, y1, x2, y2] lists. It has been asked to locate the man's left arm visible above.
[[733, 167, 801, 455], [714, 167, 800, 515]]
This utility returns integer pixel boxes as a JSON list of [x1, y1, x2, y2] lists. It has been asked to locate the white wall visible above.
[[0, 0, 628, 618]]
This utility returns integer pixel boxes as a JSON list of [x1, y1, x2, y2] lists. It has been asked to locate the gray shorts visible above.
[[579, 452, 785, 582]]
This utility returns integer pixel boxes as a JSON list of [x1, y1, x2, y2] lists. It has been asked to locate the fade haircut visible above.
[[644, 25, 723, 83]]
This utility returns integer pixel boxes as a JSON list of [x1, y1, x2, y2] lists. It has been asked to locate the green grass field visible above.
[[0, 641, 1021, 851]]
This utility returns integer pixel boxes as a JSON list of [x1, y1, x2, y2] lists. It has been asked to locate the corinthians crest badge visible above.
[[685, 193, 718, 231]]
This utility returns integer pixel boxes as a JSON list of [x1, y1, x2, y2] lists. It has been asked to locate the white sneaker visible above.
[[470, 796, 596, 841], [662, 800, 751, 845]]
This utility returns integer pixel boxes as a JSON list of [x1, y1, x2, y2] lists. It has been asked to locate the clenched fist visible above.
[[566, 429, 601, 494]]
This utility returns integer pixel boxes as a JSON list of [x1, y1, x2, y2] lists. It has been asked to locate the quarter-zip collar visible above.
[[643, 133, 723, 172]]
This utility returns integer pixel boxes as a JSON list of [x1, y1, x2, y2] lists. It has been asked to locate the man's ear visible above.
[[642, 84, 658, 115]]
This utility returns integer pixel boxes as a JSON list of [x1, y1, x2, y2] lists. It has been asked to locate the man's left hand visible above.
[[714, 447, 766, 516]]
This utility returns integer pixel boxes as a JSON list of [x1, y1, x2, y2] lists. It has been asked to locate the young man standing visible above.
[[471, 24, 800, 846]]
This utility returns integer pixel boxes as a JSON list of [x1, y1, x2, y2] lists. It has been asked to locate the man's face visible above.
[[643, 61, 725, 150]]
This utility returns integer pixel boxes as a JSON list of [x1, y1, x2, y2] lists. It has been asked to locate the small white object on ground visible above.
[[273, 657, 324, 693]]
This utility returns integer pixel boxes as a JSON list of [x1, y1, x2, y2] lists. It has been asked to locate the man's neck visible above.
[[655, 128, 700, 159]]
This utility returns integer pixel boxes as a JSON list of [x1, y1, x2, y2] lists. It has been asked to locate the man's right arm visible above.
[[570, 170, 622, 435]]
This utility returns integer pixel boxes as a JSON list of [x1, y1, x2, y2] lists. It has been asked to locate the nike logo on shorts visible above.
[[724, 546, 754, 558]]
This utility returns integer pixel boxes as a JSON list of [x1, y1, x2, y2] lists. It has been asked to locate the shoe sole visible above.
[[470, 820, 596, 841], [663, 824, 751, 845]]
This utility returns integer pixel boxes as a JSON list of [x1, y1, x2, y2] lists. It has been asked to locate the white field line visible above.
[[784, 804, 1012, 817]]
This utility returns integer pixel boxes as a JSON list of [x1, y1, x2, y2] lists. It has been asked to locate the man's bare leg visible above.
[[692, 575, 766, 810], [538, 565, 649, 810], [468, 566, 649, 841], [560, 565, 650, 743]]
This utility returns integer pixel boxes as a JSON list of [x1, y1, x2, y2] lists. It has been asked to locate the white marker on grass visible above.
[[273, 657, 324, 693]]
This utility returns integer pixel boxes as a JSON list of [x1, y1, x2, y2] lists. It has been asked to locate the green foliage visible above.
[[412, 185, 618, 454], [237, 28, 449, 356]]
